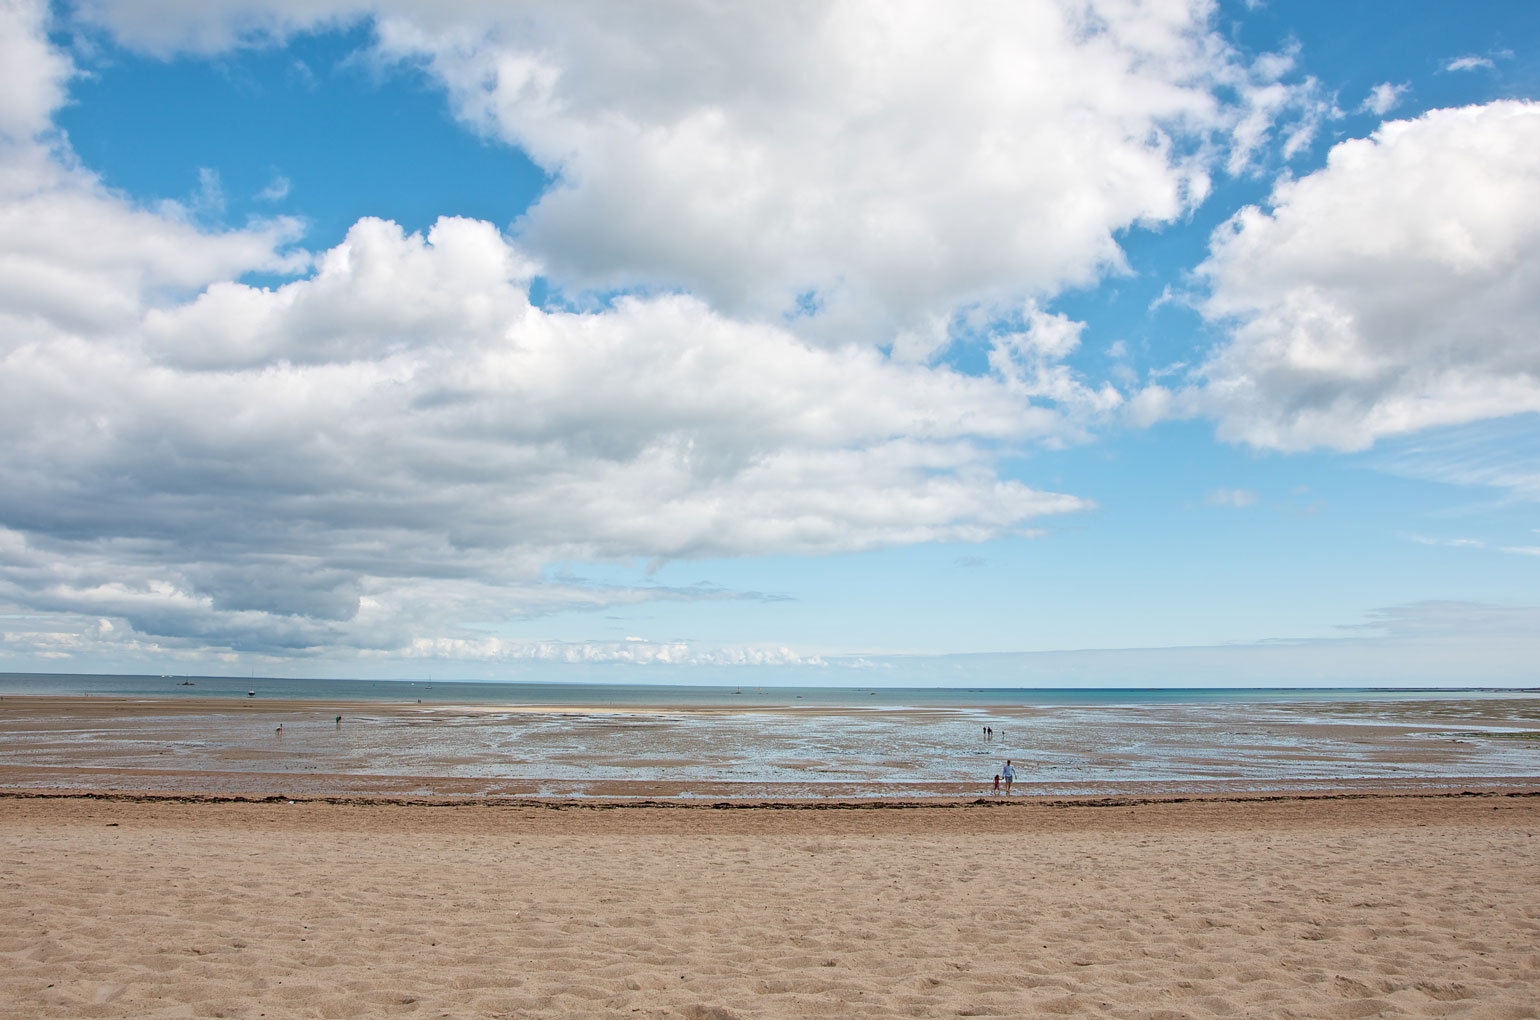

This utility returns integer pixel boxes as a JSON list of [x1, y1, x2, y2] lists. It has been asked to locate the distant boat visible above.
[[179, 681, 195, 686], [247, 691, 256, 697]]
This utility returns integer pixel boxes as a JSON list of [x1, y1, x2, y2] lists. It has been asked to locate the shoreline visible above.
[[4, 770, 1539, 807], [5, 783, 1540, 807], [8, 783, 1540, 839]]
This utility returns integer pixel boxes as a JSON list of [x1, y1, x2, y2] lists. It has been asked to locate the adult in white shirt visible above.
[[1001, 759, 1016, 795]]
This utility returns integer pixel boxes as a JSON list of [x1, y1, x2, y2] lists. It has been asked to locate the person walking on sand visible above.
[[992, 774, 1001, 795], [1001, 759, 1015, 795]]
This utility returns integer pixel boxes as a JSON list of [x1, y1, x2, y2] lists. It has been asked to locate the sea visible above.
[[5, 671, 1538, 708], [2, 673, 1538, 799]]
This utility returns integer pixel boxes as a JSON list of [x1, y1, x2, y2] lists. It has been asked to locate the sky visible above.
[[1, 0, 1537, 687]]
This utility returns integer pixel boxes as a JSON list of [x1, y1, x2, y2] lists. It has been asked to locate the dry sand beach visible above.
[[3, 792, 1539, 1019]]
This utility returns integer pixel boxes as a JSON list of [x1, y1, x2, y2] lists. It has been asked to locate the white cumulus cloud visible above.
[[1194, 101, 1540, 451], [1360, 82, 1407, 116], [0, 0, 71, 141], [0, 1, 1336, 666], [0, 0, 1100, 660], [1445, 55, 1495, 73], [2, 212, 1093, 655], [71, 0, 1323, 346]]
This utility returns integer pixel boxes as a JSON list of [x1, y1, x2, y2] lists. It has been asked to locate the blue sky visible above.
[[1, 0, 1537, 686]]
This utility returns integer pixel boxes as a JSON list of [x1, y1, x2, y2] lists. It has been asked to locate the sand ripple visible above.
[[2, 794, 1538, 1018]]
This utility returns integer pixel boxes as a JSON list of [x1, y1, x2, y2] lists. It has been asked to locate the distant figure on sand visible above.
[[275, 724, 283, 736], [992, 774, 1001, 795], [1001, 759, 1015, 795], [335, 715, 342, 726]]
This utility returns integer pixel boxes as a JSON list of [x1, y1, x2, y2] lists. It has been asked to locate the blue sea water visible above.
[[1, 671, 1532, 708]]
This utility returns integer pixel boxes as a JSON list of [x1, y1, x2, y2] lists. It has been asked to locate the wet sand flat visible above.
[[2, 792, 1538, 1019], [3, 694, 1539, 799]]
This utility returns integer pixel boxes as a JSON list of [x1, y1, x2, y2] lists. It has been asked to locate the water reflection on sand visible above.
[[1, 693, 1537, 798]]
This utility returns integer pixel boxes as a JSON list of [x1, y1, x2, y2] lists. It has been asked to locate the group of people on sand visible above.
[[274, 716, 343, 737], [992, 759, 1016, 795]]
